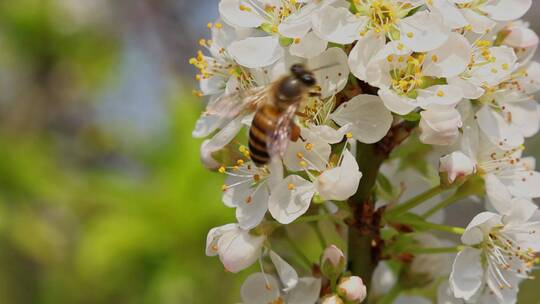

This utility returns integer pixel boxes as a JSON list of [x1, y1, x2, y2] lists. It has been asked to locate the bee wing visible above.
[[205, 86, 270, 120], [268, 104, 299, 157]]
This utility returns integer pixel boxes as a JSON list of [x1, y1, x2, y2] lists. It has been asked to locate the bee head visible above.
[[290, 64, 316, 87]]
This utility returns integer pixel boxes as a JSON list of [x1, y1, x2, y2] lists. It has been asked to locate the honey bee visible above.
[[206, 64, 320, 167]]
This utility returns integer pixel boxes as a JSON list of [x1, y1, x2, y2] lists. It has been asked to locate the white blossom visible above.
[[450, 202, 540, 303], [205, 224, 265, 273]]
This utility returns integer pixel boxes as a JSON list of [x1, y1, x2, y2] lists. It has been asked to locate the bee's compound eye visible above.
[[300, 73, 316, 86], [290, 64, 304, 76]]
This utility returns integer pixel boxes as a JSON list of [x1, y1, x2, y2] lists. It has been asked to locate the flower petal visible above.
[[330, 94, 393, 143], [310, 47, 350, 98], [311, 5, 363, 44], [399, 11, 450, 52], [289, 31, 328, 59], [348, 32, 386, 81], [476, 105, 524, 149], [228, 36, 284, 68], [241, 273, 281, 304], [268, 175, 316, 224], [285, 277, 322, 304], [480, 0, 531, 21], [424, 33, 471, 78], [462, 212, 501, 245], [269, 251, 299, 292], [217, 228, 265, 272], [485, 174, 512, 216], [450, 247, 484, 301], [378, 89, 417, 115], [219, 0, 266, 28], [314, 150, 362, 201]]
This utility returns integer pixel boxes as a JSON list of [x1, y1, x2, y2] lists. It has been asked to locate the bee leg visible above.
[[308, 92, 321, 97], [290, 124, 302, 142], [295, 111, 308, 117]]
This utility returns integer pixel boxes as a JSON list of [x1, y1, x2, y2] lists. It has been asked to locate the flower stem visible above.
[[311, 222, 327, 249], [390, 217, 465, 235], [385, 184, 446, 219], [421, 192, 464, 219], [404, 246, 464, 255], [293, 214, 329, 224]]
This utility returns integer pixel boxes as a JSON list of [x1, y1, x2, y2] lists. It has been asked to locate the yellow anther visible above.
[[296, 152, 304, 159], [236, 159, 244, 166], [215, 23, 223, 29], [406, 32, 414, 38], [502, 63, 509, 70], [305, 143, 313, 150], [239, 4, 252, 11], [218, 166, 226, 174], [431, 55, 439, 63], [232, 166, 239, 171], [199, 39, 207, 46], [491, 68, 498, 74], [346, 132, 353, 139], [221, 185, 228, 191], [294, 38, 301, 44], [437, 90, 444, 97], [207, 22, 213, 29], [397, 43, 404, 50], [299, 161, 307, 167], [387, 55, 394, 62], [287, 183, 295, 190]]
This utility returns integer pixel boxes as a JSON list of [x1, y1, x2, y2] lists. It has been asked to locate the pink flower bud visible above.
[[321, 294, 344, 304], [439, 151, 476, 185], [320, 245, 346, 279], [338, 276, 367, 303]]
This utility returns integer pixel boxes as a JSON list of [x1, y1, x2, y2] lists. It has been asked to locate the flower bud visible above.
[[419, 105, 462, 146], [321, 294, 344, 304], [439, 151, 475, 186], [337, 276, 367, 303], [320, 245, 346, 279]]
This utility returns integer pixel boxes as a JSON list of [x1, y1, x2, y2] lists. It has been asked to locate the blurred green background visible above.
[[0, 0, 539, 303]]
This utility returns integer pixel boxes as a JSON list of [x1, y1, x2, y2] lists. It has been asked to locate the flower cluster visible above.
[[191, 0, 540, 303]]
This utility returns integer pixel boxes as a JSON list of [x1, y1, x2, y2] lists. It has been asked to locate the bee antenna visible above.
[[311, 62, 341, 72]]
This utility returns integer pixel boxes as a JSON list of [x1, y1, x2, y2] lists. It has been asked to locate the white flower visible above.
[[337, 276, 367, 303], [439, 151, 476, 184], [313, 1, 449, 52], [345, 4, 455, 85], [500, 22, 539, 65], [420, 105, 463, 146], [241, 251, 321, 304], [205, 223, 266, 273], [365, 36, 468, 114], [428, 0, 532, 34], [221, 159, 283, 229], [471, 62, 540, 149], [450, 199, 540, 303], [460, 123, 540, 203], [219, 0, 336, 65], [449, 45, 517, 100], [271, 148, 361, 224]]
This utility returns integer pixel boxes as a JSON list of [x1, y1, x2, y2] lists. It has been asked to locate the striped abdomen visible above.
[[249, 105, 281, 166]]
